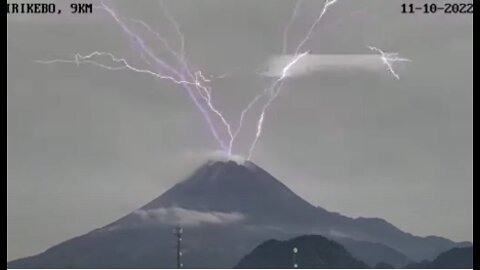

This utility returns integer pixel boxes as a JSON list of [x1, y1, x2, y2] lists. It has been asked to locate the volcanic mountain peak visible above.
[[193, 160, 260, 184], [140, 160, 320, 223], [196, 160, 270, 181], [8, 161, 468, 269], [203, 152, 248, 165]]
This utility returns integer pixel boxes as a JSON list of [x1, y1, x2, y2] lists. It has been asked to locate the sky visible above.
[[7, 0, 473, 261]]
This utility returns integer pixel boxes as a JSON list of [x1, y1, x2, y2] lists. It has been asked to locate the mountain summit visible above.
[[137, 161, 323, 225], [8, 161, 469, 268]]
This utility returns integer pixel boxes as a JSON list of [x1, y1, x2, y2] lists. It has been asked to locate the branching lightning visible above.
[[294, 0, 339, 55], [282, 0, 304, 54], [37, 0, 410, 161], [247, 52, 309, 160], [247, 0, 338, 159], [40, 1, 235, 153], [368, 46, 411, 80], [159, 0, 186, 63]]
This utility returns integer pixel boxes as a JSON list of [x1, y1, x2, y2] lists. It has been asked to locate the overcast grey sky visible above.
[[7, 0, 472, 261]]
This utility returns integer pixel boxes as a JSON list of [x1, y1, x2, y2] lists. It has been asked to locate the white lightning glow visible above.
[[120, 10, 236, 156], [39, 1, 238, 154], [283, 0, 304, 54], [368, 46, 411, 80], [37, 52, 194, 86], [247, 0, 339, 160], [247, 52, 309, 160], [36, 0, 411, 161], [159, 0, 186, 63], [294, 0, 338, 55]]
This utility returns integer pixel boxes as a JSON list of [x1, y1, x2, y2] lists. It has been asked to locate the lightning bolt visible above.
[[39, 1, 239, 154], [126, 17, 186, 71], [230, 0, 308, 157], [247, 0, 339, 160], [247, 52, 309, 160], [159, 0, 186, 64], [283, 0, 304, 54], [294, 0, 338, 55], [38, 52, 192, 86], [192, 71, 235, 156], [124, 12, 236, 157], [105, 0, 238, 154], [36, 0, 411, 161], [368, 46, 412, 80]]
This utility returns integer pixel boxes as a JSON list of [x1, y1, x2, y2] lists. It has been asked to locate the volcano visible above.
[[8, 161, 470, 268]]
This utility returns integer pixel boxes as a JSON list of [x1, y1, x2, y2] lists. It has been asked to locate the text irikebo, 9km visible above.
[[7, 2, 94, 15]]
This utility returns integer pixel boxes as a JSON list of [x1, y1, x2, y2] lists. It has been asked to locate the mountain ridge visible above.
[[8, 160, 468, 268], [235, 235, 369, 269], [405, 247, 473, 269]]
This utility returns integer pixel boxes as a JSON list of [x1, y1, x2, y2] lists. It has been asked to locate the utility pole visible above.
[[174, 227, 183, 269]]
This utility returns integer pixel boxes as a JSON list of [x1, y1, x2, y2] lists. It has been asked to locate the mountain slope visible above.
[[135, 161, 328, 227], [8, 161, 468, 268], [405, 247, 473, 269], [335, 238, 410, 268], [235, 235, 368, 269]]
